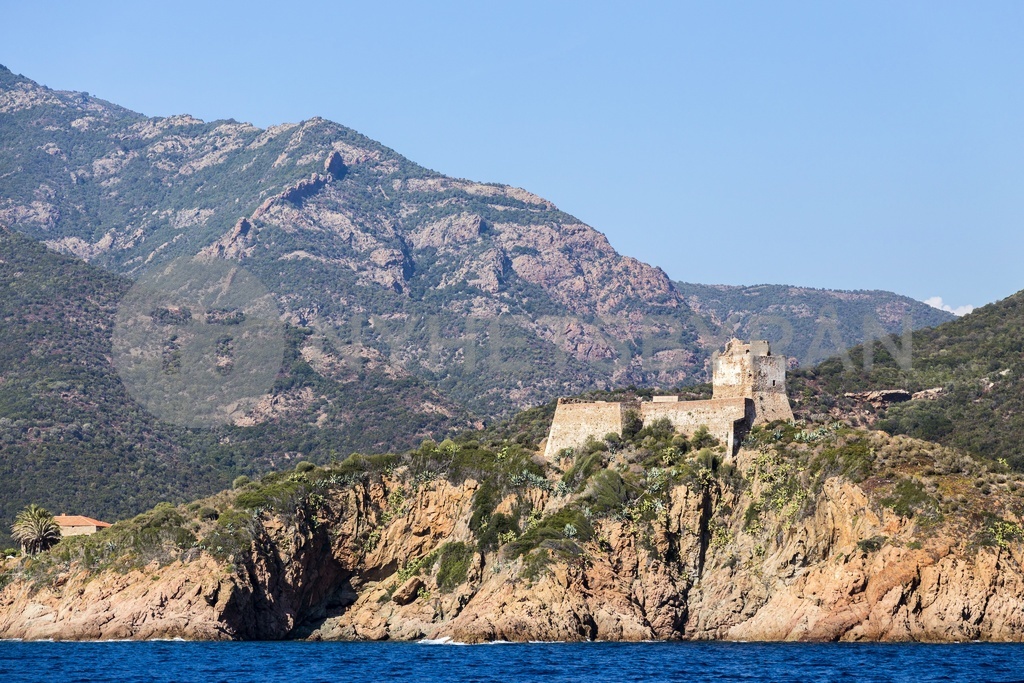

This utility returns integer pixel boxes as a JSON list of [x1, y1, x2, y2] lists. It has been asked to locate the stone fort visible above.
[[543, 339, 794, 459]]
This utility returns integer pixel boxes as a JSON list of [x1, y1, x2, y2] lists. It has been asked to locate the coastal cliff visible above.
[[2, 425, 1023, 642]]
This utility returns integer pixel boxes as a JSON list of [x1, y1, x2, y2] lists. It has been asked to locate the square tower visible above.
[[712, 339, 794, 424]]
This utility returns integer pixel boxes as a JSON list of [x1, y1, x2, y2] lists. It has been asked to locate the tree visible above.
[[10, 504, 61, 555]]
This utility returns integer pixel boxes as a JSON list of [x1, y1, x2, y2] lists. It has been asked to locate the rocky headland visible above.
[[2, 424, 1023, 642]]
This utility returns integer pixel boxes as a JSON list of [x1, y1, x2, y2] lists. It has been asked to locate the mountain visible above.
[[676, 282, 954, 367], [791, 289, 1024, 468], [0, 66, 965, 538], [2, 415, 1023, 641], [0, 64, 948, 420], [0, 230, 466, 539]]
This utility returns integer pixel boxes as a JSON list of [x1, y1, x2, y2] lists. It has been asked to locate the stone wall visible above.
[[641, 397, 749, 454], [712, 349, 750, 400], [543, 400, 628, 459], [542, 339, 793, 460]]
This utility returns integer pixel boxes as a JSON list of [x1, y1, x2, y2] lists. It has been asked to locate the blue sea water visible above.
[[1, 640, 1023, 683]]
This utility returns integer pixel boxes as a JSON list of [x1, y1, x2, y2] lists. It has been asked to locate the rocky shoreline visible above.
[[2, 430, 1023, 642]]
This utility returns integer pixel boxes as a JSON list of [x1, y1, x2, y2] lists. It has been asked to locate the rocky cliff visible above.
[[3, 424, 1023, 642], [0, 64, 950, 422]]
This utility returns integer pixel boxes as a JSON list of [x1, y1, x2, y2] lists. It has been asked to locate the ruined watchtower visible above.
[[712, 339, 794, 425], [542, 339, 794, 460]]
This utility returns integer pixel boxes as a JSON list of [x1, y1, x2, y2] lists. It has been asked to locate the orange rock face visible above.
[[3, 433, 1024, 643]]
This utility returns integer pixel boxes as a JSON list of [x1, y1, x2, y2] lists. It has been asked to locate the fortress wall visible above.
[[543, 401, 627, 460], [541, 340, 793, 460], [641, 397, 749, 454], [751, 392, 795, 424]]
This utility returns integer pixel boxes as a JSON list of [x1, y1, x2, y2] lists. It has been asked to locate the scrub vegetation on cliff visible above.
[[3, 404, 1024, 642]]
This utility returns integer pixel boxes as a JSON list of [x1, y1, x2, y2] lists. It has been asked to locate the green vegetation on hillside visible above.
[[0, 232, 466, 544], [793, 290, 1024, 468], [676, 282, 953, 367], [9, 406, 1024, 601]]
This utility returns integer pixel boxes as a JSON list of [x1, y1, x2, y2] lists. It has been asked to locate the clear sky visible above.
[[2, 1, 1021, 311]]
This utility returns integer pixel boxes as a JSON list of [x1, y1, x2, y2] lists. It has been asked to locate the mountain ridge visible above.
[[0, 64, 951, 417], [0, 66, 958, 535]]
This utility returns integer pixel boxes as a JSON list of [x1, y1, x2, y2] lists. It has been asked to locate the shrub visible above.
[[469, 481, 499, 533], [635, 417, 675, 444], [881, 479, 934, 518], [435, 542, 473, 592], [877, 403, 954, 443], [232, 476, 252, 489], [562, 451, 605, 492], [621, 410, 643, 441], [197, 507, 219, 521], [203, 510, 253, 561], [583, 469, 631, 515], [508, 507, 593, 557], [857, 536, 886, 553], [295, 461, 316, 473], [138, 503, 184, 530], [813, 438, 874, 483], [690, 426, 719, 450], [476, 512, 519, 552], [520, 548, 551, 582], [743, 502, 762, 531]]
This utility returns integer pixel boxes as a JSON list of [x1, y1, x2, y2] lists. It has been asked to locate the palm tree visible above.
[[11, 504, 61, 555]]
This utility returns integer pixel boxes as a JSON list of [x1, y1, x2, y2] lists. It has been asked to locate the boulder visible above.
[[392, 576, 424, 606]]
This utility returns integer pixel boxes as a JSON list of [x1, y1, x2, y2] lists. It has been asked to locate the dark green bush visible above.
[[470, 481, 499, 533], [583, 469, 631, 515], [877, 403, 955, 443], [562, 451, 605, 492], [435, 542, 473, 592], [621, 410, 643, 441], [857, 535, 886, 553], [690, 425, 719, 450], [476, 512, 519, 552], [881, 479, 934, 518], [520, 549, 551, 581], [635, 417, 675, 444], [507, 507, 593, 557], [813, 438, 874, 483], [743, 502, 761, 530], [197, 507, 219, 521]]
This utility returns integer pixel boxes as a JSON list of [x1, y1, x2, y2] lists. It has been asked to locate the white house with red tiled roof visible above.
[[54, 514, 112, 537]]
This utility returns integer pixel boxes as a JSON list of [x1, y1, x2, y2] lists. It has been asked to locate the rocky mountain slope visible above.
[[2, 419, 1022, 642], [0, 64, 949, 421], [0, 230, 466, 540]]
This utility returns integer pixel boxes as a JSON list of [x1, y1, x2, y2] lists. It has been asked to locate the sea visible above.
[[1, 640, 1022, 682]]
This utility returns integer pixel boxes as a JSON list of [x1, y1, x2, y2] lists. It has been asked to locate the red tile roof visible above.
[[54, 514, 112, 528]]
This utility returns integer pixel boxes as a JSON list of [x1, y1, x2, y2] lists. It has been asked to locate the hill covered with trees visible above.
[[792, 289, 1024, 468], [0, 231, 466, 542]]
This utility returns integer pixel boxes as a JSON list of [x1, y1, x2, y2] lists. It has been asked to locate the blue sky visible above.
[[2, 1, 1021, 311]]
